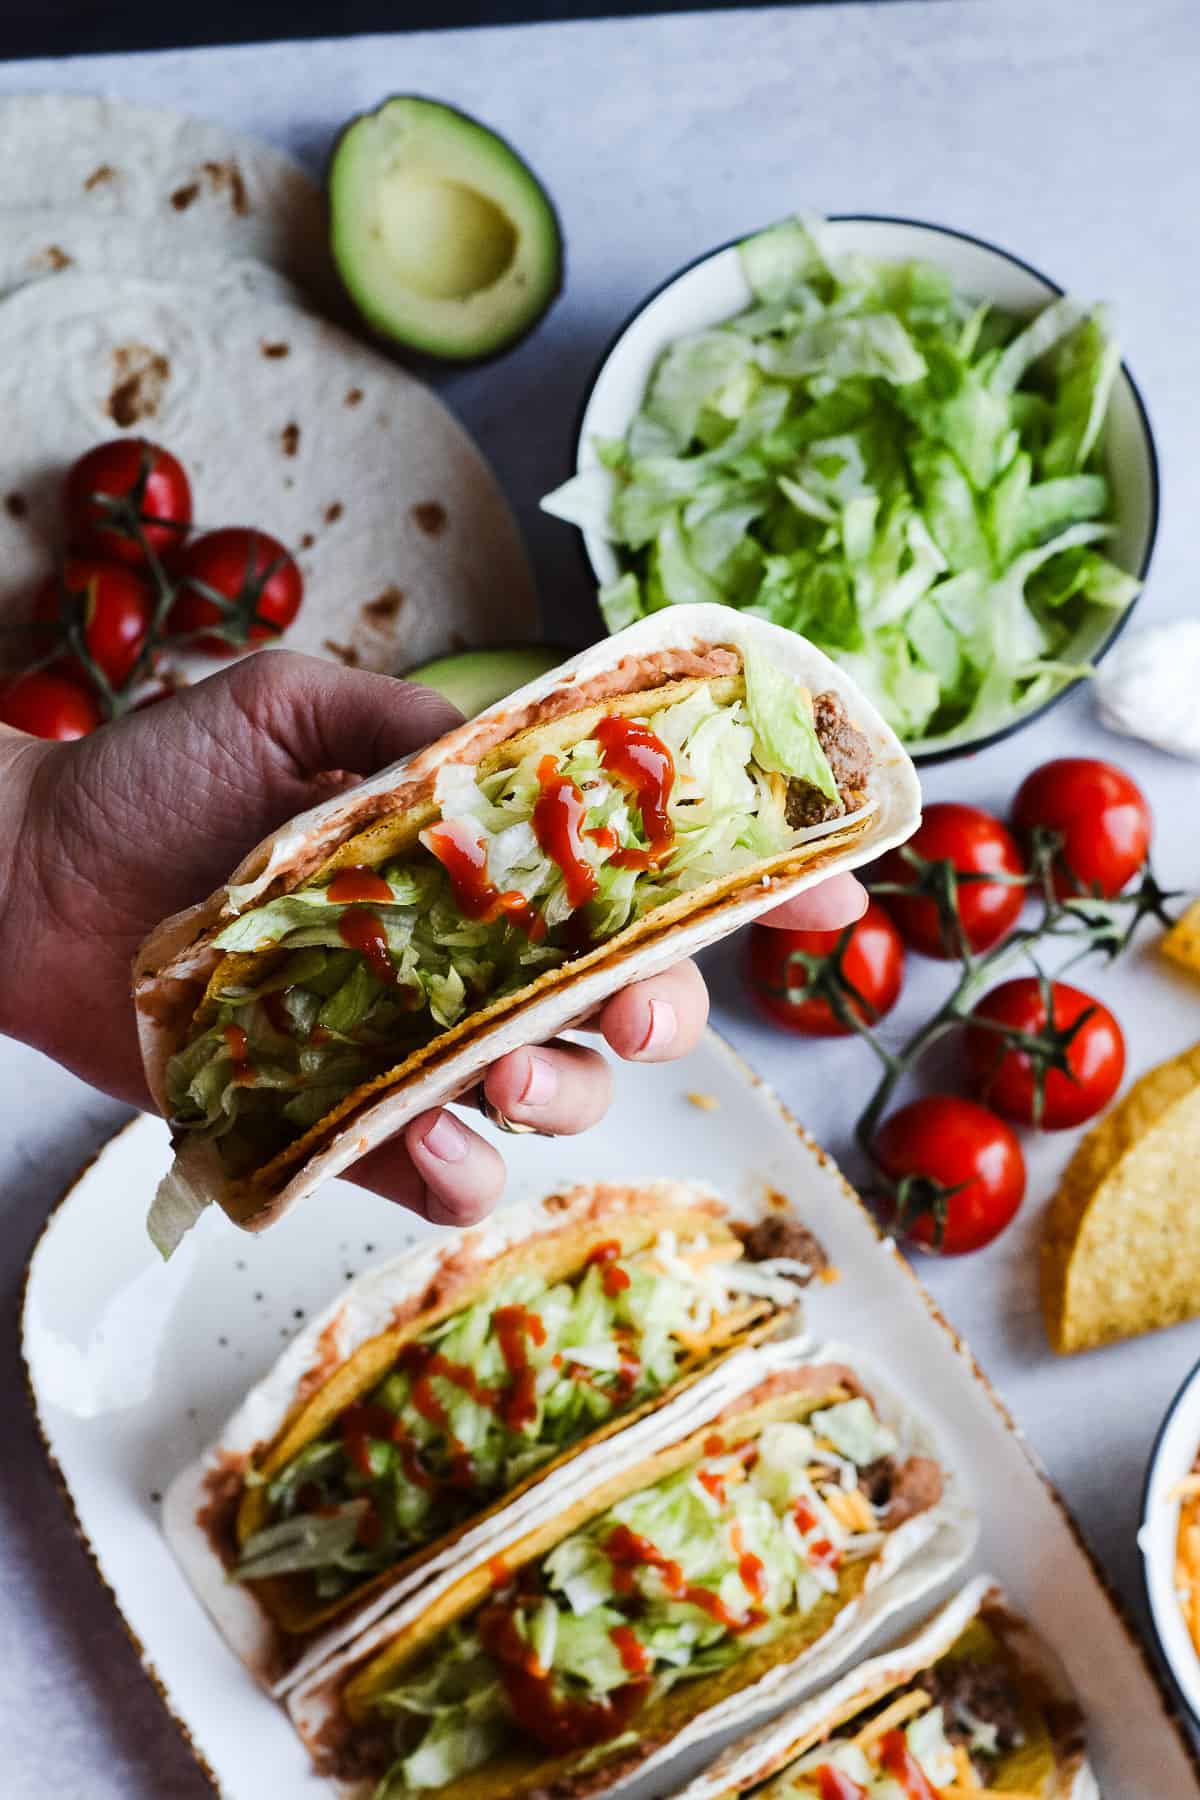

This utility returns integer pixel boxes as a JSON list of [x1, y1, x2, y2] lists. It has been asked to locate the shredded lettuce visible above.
[[165, 680, 856, 1177], [236, 1232, 807, 1600], [543, 215, 1137, 746], [783, 1702, 957, 1794], [368, 1400, 904, 1794]]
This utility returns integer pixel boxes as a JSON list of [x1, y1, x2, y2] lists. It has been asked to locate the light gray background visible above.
[[2, 1, 1199, 1793]]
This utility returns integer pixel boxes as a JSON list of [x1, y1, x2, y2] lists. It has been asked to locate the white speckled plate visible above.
[[21, 1030, 1199, 1797]]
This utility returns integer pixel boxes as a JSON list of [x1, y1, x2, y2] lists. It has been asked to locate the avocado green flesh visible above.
[[404, 644, 563, 717], [329, 96, 562, 359]]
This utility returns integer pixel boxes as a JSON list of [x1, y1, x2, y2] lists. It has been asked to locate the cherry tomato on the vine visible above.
[[965, 977, 1124, 1129], [746, 901, 905, 1037], [0, 667, 102, 740], [873, 1094, 1025, 1254], [33, 558, 154, 689], [64, 438, 192, 567], [167, 528, 303, 656], [876, 803, 1026, 959], [1011, 758, 1151, 899]]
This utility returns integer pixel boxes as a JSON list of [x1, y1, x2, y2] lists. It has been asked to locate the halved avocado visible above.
[[328, 96, 562, 361], [403, 644, 564, 718]]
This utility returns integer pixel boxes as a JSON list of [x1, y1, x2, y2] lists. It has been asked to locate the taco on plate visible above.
[[163, 1179, 824, 1690], [674, 1573, 1094, 1800], [287, 1345, 971, 1798]]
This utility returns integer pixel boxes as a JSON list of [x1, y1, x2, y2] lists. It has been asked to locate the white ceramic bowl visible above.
[[1141, 1356, 1200, 1723], [575, 215, 1159, 764]]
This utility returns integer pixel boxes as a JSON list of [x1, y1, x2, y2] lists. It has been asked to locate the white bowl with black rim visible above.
[[1141, 1354, 1200, 1725], [571, 216, 1159, 765]]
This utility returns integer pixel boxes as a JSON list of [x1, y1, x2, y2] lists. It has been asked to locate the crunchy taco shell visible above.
[[674, 1574, 1095, 1800], [136, 607, 921, 1244], [286, 1341, 973, 1798], [1041, 1042, 1200, 1353], [163, 1179, 819, 1693]]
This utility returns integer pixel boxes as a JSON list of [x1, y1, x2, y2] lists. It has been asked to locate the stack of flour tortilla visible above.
[[0, 94, 536, 680]]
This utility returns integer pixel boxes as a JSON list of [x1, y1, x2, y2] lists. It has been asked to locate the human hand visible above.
[[0, 651, 865, 1225]]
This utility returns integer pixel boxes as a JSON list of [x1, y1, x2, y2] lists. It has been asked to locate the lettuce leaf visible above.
[[541, 217, 1137, 747], [369, 1392, 903, 1787], [743, 648, 839, 802]]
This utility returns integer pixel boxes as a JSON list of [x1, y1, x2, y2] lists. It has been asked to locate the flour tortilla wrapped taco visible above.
[[675, 1574, 1095, 1800], [163, 1179, 826, 1692], [136, 606, 921, 1250], [287, 1343, 973, 1798]]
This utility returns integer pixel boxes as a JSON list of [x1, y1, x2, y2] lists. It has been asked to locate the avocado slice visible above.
[[403, 644, 565, 718], [328, 97, 562, 361]]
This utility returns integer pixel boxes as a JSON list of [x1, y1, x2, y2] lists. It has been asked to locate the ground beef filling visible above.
[[786, 690, 873, 827], [917, 1658, 1027, 1782], [857, 1453, 944, 1526], [735, 1215, 828, 1279]]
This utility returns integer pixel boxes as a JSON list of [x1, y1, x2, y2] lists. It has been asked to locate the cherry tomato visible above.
[[64, 438, 192, 567], [0, 668, 102, 740], [873, 1094, 1025, 1255], [876, 803, 1025, 958], [965, 977, 1124, 1129], [746, 902, 904, 1036], [1011, 758, 1151, 898], [168, 528, 303, 656], [33, 558, 154, 688]]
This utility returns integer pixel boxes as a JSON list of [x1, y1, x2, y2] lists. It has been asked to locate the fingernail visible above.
[[517, 1051, 558, 1108], [422, 1112, 469, 1164], [635, 998, 677, 1056]]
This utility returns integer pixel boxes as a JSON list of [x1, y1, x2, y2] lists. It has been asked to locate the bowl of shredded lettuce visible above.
[[542, 216, 1158, 760]]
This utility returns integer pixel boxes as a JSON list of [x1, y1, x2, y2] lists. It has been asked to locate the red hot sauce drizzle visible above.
[[223, 1022, 255, 1083], [602, 1522, 764, 1634], [327, 865, 395, 904], [479, 1595, 648, 1754], [533, 756, 598, 910], [594, 715, 676, 869], [493, 1305, 548, 1431], [584, 1239, 632, 1298], [609, 1623, 651, 1677], [422, 820, 543, 939], [878, 1730, 940, 1800], [731, 1521, 767, 1603], [337, 907, 397, 986]]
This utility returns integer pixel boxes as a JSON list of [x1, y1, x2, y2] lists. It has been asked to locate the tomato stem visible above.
[[849, 839, 1180, 1218]]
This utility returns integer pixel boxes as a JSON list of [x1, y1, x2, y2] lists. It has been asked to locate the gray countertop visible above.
[[3, 1, 1200, 1792]]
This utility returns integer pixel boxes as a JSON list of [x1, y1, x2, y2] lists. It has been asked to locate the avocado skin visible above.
[[326, 95, 564, 366], [402, 644, 571, 718]]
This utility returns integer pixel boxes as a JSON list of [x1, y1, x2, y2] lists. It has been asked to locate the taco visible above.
[[287, 1345, 972, 1798], [675, 1574, 1094, 1800], [135, 605, 921, 1249], [163, 1179, 824, 1691]]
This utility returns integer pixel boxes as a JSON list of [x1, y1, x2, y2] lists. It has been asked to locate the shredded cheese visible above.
[[952, 1745, 983, 1789], [940, 1790, 1042, 1800], [853, 1688, 931, 1752], [822, 1486, 878, 1534], [1175, 1463, 1200, 1657]]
